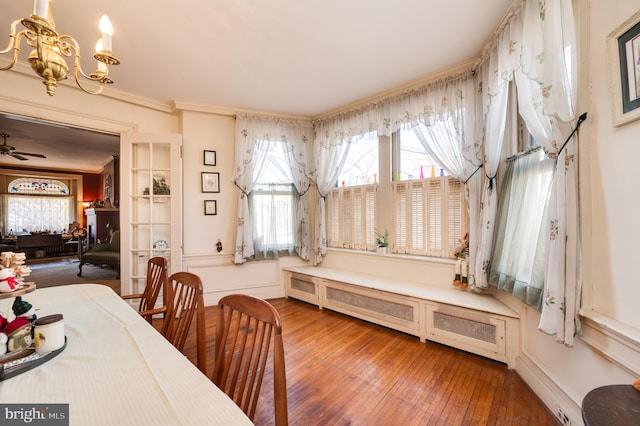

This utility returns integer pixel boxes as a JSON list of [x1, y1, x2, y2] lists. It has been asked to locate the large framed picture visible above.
[[608, 10, 640, 126], [201, 172, 220, 193]]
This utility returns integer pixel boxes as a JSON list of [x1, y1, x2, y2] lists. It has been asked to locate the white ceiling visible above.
[[0, 0, 512, 172]]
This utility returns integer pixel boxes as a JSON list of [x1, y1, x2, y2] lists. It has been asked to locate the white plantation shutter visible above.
[[447, 179, 465, 257], [365, 189, 376, 249], [352, 187, 364, 249], [328, 185, 377, 249], [328, 177, 464, 257], [427, 179, 442, 256], [410, 182, 424, 254], [394, 182, 408, 252], [328, 190, 340, 247], [342, 189, 353, 247]]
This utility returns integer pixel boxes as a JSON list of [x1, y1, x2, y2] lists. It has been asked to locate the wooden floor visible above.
[[178, 297, 559, 426]]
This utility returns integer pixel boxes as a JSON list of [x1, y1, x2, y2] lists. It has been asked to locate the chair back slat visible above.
[[139, 257, 167, 315], [161, 272, 206, 374], [212, 294, 288, 425]]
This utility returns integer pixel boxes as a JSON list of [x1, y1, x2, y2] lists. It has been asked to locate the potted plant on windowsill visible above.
[[375, 229, 389, 254]]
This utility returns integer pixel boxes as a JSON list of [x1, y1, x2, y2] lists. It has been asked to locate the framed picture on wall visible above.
[[203, 150, 216, 166], [608, 10, 640, 126], [201, 172, 220, 193], [204, 200, 217, 215]]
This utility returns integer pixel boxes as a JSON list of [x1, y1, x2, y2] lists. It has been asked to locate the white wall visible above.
[[176, 108, 308, 304]]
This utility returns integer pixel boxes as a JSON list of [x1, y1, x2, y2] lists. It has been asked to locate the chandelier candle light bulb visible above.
[[99, 15, 113, 52], [96, 40, 107, 72], [33, 0, 49, 19]]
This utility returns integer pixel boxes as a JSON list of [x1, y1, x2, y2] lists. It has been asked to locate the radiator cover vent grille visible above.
[[326, 287, 414, 322], [433, 311, 496, 344], [291, 277, 315, 294]]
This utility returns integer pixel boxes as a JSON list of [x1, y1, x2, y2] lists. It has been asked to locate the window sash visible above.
[[249, 183, 297, 255]]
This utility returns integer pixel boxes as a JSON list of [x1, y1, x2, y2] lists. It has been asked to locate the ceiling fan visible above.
[[0, 133, 46, 161]]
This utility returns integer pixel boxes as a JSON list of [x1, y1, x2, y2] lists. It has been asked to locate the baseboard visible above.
[[516, 350, 582, 425]]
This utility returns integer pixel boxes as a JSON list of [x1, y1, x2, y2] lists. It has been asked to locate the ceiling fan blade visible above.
[[9, 153, 29, 161], [13, 151, 46, 159]]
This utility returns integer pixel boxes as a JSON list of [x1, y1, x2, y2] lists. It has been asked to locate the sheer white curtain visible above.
[[312, 74, 482, 264], [515, 0, 579, 344], [490, 147, 555, 309], [474, 16, 521, 291], [233, 114, 313, 264], [408, 77, 474, 179], [311, 125, 355, 264], [408, 77, 482, 282]]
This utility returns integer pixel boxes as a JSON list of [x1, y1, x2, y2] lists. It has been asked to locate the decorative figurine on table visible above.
[[5, 317, 31, 352], [1, 251, 31, 283], [4, 297, 36, 352], [452, 233, 469, 290], [0, 268, 20, 293], [13, 297, 36, 325]]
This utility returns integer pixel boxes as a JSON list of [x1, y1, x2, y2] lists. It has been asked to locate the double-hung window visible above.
[[326, 127, 467, 258], [393, 127, 466, 257], [327, 133, 378, 250], [248, 141, 298, 259]]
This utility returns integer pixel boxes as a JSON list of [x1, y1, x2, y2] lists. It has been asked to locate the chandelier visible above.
[[0, 0, 120, 96]]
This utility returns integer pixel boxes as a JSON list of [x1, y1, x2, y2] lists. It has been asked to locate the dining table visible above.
[[0, 283, 253, 425]]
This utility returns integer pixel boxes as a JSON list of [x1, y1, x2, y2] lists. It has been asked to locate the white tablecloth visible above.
[[0, 284, 252, 426]]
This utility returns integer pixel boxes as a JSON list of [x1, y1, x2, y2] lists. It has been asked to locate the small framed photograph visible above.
[[201, 172, 220, 193], [608, 10, 640, 126], [204, 150, 217, 166], [204, 200, 217, 215]]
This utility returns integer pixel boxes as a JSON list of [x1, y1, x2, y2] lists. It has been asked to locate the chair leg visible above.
[[77, 262, 83, 277]]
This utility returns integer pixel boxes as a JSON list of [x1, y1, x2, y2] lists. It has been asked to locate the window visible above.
[[248, 141, 298, 258], [328, 134, 378, 249], [6, 178, 72, 234], [335, 133, 378, 187], [327, 129, 467, 258], [489, 146, 554, 310], [397, 126, 446, 180], [250, 183, 298, 257]]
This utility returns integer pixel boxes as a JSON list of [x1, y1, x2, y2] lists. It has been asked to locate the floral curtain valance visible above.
[[313, 71, 477, 141]]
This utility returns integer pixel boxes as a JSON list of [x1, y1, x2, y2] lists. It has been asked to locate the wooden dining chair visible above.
[[121, 256, 168, 323], [211, 294, 288, 426], [161, 271, 207, 374]]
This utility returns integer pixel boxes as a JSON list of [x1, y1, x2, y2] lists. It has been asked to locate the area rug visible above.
[[24, 256, 120, 295]]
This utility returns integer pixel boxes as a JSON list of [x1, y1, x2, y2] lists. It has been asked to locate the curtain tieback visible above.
[[464, 164, 483, 185], [234, 181, 249, 197], [487, 174, 496, 191]]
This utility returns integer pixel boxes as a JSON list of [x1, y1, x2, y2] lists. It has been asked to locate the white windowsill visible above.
[[326, 247, 457, 265], [579, 309, 640, 376]]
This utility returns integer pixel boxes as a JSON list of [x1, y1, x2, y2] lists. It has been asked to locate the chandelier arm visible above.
[[0, 20, 22, 55], [0, 33, 24, 71], [73, 65, 105, 95]]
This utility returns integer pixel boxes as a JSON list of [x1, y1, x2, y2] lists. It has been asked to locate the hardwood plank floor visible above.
[[177, 298, 559, 426]]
